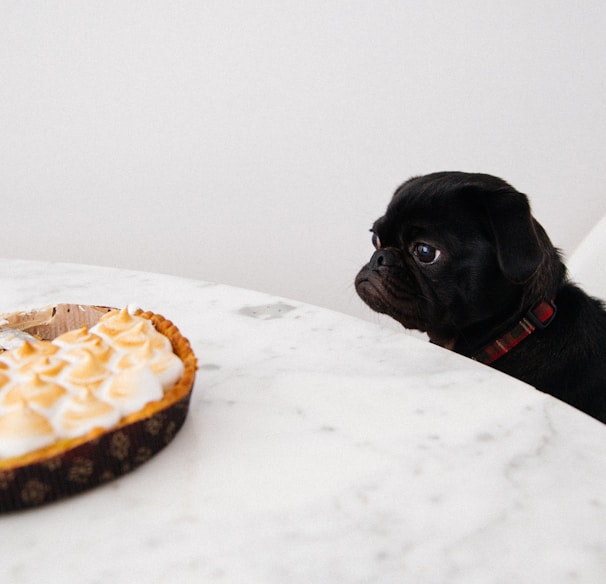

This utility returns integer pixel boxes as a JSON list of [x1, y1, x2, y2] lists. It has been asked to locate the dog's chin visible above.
[[355, 271, 427, 331]]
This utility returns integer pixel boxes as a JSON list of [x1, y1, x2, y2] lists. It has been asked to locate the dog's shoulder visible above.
[[535, 283, 606, 421], [555, 283, 606, 338]]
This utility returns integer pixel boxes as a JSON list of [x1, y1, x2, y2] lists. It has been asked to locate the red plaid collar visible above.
[[472, 299, 557, 365]]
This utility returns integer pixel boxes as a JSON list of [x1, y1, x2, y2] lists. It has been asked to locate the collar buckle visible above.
[[525, 299, 557, 330]]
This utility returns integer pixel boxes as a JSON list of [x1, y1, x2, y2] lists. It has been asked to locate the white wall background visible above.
[[2, 1, 606, 323]]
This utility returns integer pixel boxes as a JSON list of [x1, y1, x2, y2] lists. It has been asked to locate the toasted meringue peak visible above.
[[100, 364, 163, 415], [92, 307, 138, 338], [18, 356, 68, 378], [0, 340, 58, 366], [0, 402, 56, 458], [99, 320, 170, 353], [61, 349, 110, 387], [4, 388, 65, 412], [52, 325, 91, 345], [150, 352, 185, 391], [56, 389, 120, 438], [114, 341, 154, 371], [53, 327, 111, 354], [3, 375, 67, 411], [12, 341, 38, 360]]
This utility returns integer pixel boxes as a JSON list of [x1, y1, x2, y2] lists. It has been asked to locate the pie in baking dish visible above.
[[0, 305, 197, 512]]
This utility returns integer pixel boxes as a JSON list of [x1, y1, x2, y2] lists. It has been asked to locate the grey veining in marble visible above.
[[0, 259, 605, 583]]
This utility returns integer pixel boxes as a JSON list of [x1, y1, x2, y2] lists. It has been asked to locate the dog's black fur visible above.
[[355, 171, 606, 423]]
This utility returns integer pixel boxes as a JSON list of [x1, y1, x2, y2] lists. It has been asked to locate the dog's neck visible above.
[[430, 248, 567, 359], [429, 304, 550, 359], [471, 299, 557, 364], [431, 293, 563, 360], [427, 297, 527, 355]]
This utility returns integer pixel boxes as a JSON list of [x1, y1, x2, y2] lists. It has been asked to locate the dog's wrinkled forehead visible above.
[[376, 172, 504, 237]]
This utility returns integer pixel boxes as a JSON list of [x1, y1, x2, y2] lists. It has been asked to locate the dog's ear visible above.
[[475, 188, 543, 284]]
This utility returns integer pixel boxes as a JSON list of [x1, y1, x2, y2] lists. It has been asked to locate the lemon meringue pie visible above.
[[0, 305, 197, 512]]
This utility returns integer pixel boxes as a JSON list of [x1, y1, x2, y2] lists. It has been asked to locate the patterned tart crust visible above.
[[0, 306, 197, 512]]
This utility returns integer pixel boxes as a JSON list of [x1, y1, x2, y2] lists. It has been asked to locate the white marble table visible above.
[[0, 259, 605, 583]]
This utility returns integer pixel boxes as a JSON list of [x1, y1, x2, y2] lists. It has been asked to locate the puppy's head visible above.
[[355, 172, 564, 350]]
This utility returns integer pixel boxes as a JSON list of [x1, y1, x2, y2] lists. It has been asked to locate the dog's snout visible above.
[[369, 249, 398, 270]]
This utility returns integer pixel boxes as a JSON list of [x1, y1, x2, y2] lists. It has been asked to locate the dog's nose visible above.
[[369, 249, 399, 270]]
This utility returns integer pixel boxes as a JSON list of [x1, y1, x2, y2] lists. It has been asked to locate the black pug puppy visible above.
[[355, 171, 606, 424]]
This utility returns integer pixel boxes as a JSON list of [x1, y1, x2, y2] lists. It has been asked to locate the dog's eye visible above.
[[413, 242, 441, 264], [371, 232, 381, 249]]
